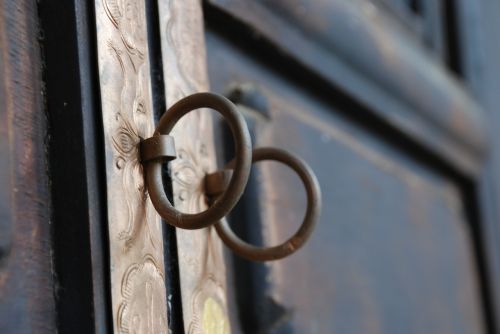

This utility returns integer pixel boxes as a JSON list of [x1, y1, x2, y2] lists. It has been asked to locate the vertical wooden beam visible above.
[[0, 0, 56, 332], [158, 0, 231, 332], [457, 1, 500, 332], [94, 1, 169, 332], [37, 0, 111, 331]]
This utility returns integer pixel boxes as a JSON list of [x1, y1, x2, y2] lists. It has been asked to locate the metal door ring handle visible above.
[[142, 92, 252, 230], [207, 147, 322, 261]]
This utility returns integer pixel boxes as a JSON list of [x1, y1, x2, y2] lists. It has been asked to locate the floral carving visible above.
[[111, 115, 147, 249], [158, 0, 231, 332], [117, 255, 168, 334], [171, 143, 211, 214], [97, 1, 168, 334], [186, 229, 230, 334], [104, 0, 156, 251]]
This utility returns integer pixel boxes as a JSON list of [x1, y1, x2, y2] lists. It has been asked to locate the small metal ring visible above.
[[215, 147, 321, 261], [143, 92, 252, 230]]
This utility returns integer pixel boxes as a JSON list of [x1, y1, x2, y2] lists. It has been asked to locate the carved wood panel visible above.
[[94, 1, 168, 333], [158, 0, 231, 333]]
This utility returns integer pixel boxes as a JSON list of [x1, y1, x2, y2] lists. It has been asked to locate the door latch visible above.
[[140, 92, 321, 261]]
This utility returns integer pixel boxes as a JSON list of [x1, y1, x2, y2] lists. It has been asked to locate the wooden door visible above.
[[202, 1, 500, 333], [3, 1, 500, 334]]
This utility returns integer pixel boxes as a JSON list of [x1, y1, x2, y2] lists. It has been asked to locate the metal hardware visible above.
[[204, 169, 233, 202], [141, 93, 320, 260], [206, 147, 321, 261], [141, 92, 252, 230], [140, 135, 177, 162]]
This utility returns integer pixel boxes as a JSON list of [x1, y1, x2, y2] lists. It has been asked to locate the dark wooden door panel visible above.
[[205, 0, 486, 177], [0, 1, 56, 332], [206, 30, 485, 334]]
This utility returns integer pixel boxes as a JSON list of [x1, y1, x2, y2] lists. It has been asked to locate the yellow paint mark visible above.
[[203, 297, 230, 334]]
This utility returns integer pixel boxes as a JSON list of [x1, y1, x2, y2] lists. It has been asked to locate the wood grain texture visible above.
[[0, 0, 56, 332], [37, 0, 112, 331], [94, 1, 168, 332], [158, 0, 231, 333]]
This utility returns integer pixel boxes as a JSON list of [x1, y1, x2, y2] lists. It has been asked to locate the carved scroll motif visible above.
[[158, 0, 231, 332], [95, 0, 168, 333]]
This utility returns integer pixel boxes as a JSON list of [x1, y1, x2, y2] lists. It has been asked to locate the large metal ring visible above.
[[214, 147, 321, 261], [143, 92, 252, 230]]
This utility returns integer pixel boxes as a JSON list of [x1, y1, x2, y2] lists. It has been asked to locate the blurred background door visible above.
[[202, 1, 500, 333]]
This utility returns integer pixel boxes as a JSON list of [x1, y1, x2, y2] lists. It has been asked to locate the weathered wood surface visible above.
[[94, 1, 168, 332], [207, 0, 487, 176], [0, 0, 56, 332], [158, 0, 231, 333], [206, 28, 485, 334], [458, 0, 500, 331], [37, 0, 111, 331]]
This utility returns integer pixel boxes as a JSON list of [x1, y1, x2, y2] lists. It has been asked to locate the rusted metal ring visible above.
[[143, 92, 252, 230], [214, 147, 321, 261]]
